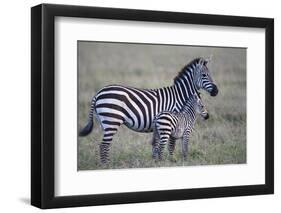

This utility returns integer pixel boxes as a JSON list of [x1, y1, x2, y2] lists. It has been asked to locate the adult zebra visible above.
[[79, 57, 218, 163]]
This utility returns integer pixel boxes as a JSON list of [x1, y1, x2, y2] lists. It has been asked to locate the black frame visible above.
[[31, 3, 274, 209]]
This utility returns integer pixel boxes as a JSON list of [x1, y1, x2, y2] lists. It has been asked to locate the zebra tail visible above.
[[79, 96, 96, 137]]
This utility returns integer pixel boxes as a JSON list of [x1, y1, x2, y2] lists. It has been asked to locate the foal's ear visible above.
[[204, 59, 209, 66], [198, 58, 205, 65], [204, 55, 212, 65]]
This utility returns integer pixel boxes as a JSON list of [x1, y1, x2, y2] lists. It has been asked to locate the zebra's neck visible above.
[[153, 63, 199, 113], [182, 103, 197, 122], [173, 69, 198, 110]]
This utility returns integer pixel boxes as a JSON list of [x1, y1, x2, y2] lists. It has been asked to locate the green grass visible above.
[[78, 42, 246, 170]]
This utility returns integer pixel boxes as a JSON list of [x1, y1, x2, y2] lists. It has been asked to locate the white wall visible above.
[[0, 0, 279, 212]]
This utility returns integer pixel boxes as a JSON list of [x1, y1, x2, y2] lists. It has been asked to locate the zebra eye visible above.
[[202, 74, 207, 77]]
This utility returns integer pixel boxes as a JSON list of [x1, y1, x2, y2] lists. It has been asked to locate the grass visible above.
[[78, 42, 246, 170]]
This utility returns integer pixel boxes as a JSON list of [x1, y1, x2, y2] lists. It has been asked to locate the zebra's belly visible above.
[[124, 122, 153, 133]]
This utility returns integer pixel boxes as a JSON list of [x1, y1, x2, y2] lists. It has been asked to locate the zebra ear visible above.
[[204, 59, 210, 65], [198, 58, 205, 67], [204, 55, 212, 65], [198, 58, 204, 65]]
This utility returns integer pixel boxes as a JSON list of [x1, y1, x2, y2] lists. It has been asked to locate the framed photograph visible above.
[[31, 3, 274, 209]]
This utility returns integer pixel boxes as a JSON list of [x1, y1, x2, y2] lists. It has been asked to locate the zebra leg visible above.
[[159, 134, 170, 160], [168, 137, 177, 162], [100, 141, 111, 164], [99, 127, 119, 164], [182, 131, 190, 160], [152, 131, 160, 159]]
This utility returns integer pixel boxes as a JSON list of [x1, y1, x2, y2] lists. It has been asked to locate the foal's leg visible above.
[[152, 131, 160, 159], [182, 130, 191, 160], [158, 132, 171, 160], [168, 137, 177, 162]]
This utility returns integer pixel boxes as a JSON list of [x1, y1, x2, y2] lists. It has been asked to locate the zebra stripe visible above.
[[152, 93, 209, 161], [79, 57, 218, 163]]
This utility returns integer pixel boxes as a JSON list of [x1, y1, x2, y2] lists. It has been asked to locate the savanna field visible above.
[[78, 42, 246, 170]]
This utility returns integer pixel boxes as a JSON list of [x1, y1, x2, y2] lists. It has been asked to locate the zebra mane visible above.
[[173, 57, 203, 84]]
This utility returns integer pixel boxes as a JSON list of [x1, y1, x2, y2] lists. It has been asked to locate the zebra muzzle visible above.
[[204, 113, 209, 120], [210, 84, 218, 96]]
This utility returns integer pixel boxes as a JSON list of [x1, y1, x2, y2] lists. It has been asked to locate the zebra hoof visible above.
[[158, 157, 164, 161], [99, 162, 110, 169]]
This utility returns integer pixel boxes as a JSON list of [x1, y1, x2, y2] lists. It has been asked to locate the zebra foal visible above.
[[152, 93, 209, 161]]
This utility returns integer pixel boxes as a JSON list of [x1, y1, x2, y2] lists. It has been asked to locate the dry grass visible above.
[[78, 42, 246, 170]]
